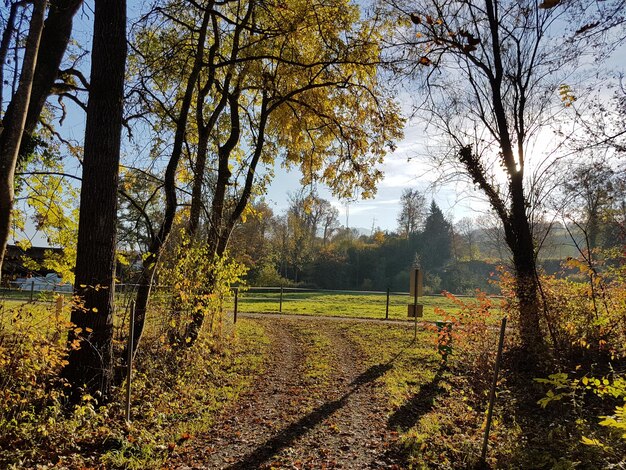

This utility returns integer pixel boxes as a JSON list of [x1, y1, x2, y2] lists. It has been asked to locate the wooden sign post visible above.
[[408, 268, 423, 341]]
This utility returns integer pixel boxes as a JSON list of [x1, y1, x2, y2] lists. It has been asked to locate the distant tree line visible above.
[[228, 182, 625, 294]]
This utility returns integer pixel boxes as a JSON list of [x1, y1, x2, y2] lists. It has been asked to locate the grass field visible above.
[[1, 286, 491, 325], [235, 289, 471, 321]]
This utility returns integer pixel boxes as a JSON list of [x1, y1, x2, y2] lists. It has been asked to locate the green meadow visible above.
[[235, 289, 478, 322]]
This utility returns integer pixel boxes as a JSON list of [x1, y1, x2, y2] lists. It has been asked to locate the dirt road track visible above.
[[170, 317, 406, 469]]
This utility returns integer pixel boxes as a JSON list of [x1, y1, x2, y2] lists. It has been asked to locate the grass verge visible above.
[[0, 309, 270, 469]]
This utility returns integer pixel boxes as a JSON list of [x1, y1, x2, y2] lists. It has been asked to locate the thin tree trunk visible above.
[[0, 0, 46, 280], [130, 260, 155, 353], [62, 0, 126, 404], [182, 96, 269, 347], [128, 6, 212, 354], [19, 0, 83, 162], [188, 127, 209, 238], [0, 1, 22, 110]]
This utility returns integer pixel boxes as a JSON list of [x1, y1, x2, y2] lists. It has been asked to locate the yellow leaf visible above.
[[581, 436, 605, 448]]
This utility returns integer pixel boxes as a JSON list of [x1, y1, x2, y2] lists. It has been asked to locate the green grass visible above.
[[236, 290, 464, 321], [295, 323, 335, 384], [340, 322, 443, 407]]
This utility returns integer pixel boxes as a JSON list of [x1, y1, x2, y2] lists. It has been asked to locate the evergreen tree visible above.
[[420, 201, 453, 272]]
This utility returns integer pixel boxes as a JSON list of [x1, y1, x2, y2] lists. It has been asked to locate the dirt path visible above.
[[170, 317, 403, 469]]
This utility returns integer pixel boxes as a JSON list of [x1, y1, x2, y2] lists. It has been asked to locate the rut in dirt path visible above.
[[172, 318, 404, 469]]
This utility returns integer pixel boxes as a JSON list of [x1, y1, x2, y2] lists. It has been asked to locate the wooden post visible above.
[[279, 286, 283, 313], [233, 287, 238, 323], [29, 280, 34, 302], [54, 295, 63, 340], [55, 295, 63, 321], [125, 301, 135, 423], [413, 270, 419, 341], [385, 287, 390, 320], [56, 294, 63, 321], [481, 317, 507, 464]]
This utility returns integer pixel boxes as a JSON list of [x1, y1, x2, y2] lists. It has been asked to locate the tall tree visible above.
[[421, 201, 452, 271], [562, 160, 619, 251], [125, 0, 403, 350], [384, 0, 624, 359], [0, 0, 46, 279], [397, 188, 426, 237], [0, 0, 83, 277], [62, 0, 127, 402], [455, 216, 478, 261]]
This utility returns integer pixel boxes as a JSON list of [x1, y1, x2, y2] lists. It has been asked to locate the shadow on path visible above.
[[386, 364, 446, 432], [225, 362, 393, 469]]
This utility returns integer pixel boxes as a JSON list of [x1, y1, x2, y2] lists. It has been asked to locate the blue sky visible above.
[[263, 122, 490, 232]]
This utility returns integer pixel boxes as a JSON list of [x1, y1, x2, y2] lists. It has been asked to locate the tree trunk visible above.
[[130, 261, 155, 354], [0, 0, 82, 278], [188, 127, 209, 238], [19, 0, 83, 162], [126, 7, 212, 355], [62, 0, 126, 404], [509, 173, 543, 359], [0, 0, 46, 280]]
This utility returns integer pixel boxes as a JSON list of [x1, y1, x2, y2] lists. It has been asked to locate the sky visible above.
[[262, 123, 490, 233]]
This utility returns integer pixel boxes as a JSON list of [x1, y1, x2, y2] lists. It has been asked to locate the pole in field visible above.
[[481, 316, 507, 464], [279, 286, 283, 313], [53, 295, 64, 341], [413, 270, 418, 340], [55, 294, 63, 320], [385, 287, 390, 320], [408, 269, 423, 340]]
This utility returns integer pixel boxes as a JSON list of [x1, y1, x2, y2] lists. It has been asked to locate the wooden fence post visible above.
[[385, 287, 390, 320], [233, 287, 238, 323], [481, 317, 507, 464], [279, 286, 283, 313]]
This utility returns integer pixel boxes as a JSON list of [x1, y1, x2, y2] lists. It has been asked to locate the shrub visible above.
[[0, 286, 268, 468]]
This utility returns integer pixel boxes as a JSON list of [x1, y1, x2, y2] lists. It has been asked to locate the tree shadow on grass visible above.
[[386, 363, 447, 433], [225, 362, 394, 470]]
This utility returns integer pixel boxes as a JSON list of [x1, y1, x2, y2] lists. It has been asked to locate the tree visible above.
[[0, 0, 84, 277], [0, 0, 46, 279], [561, 160, 621, 251], [288, 189, 338, 243], [384, 0, 624, 358], [62, 0, 127, 402], [229, 199, 275, 279], [321, 203, 340, 246], [476, 213, 507, 261], [396, 188, 426, 237], [421, 201, 453, 272], [455, 217, 478, 261], [124, 0, 403, 349]]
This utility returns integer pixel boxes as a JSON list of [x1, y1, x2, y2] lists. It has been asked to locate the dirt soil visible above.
[[169, 316, 407, 469]]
